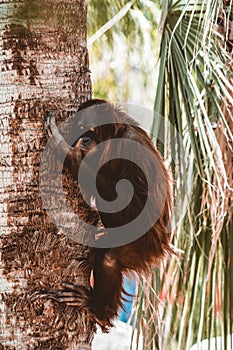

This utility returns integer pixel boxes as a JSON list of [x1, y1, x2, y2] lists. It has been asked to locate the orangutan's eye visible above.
[[82, 136, 92, 146]]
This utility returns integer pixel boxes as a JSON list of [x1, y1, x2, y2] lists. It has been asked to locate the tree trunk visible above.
[[0, 1, 96, 348]]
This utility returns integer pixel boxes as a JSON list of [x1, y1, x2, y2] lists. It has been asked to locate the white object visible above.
[[92, 320, 143, 350], [189, 334, 233, 350]]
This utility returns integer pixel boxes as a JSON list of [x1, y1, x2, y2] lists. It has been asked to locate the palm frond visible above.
[[88, 0, 160, 46], [138, 0, 233, 348], [88, 0, 136, 46]]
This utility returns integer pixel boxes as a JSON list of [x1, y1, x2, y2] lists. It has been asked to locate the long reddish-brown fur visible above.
[[44, 99, 173, 331]]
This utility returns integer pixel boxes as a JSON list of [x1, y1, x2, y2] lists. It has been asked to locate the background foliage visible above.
[[88, 0, 160, 105]]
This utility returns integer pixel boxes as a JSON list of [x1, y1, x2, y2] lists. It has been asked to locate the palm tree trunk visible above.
[[0, 1, 96, 348]]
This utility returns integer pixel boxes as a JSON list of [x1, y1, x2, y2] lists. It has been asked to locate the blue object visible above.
[[119, 276, 136, 323]]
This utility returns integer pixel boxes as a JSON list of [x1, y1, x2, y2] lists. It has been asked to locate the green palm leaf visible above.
[[141, 0, 233, 348]]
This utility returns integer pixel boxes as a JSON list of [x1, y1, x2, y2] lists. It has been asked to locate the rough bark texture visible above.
[[0, 1, 96, 348]]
